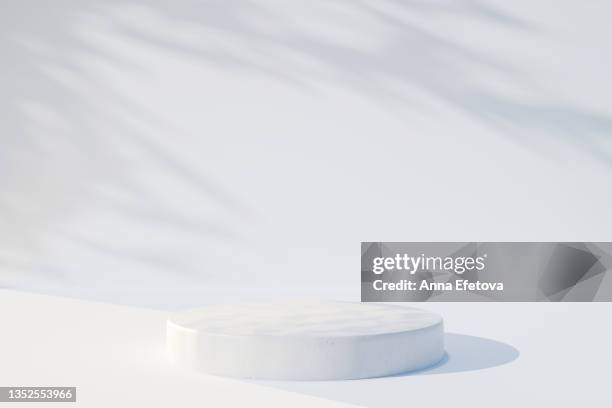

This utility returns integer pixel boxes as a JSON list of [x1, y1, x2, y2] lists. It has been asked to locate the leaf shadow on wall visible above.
[[1, 0, 611, 287]]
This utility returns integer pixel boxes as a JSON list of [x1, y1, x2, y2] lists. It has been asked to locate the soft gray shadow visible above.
[[393, 333, 519, 376], [250, 333, 518, 407]]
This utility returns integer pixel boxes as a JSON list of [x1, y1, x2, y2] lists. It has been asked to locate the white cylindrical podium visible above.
[[167, 302, 444, 380]]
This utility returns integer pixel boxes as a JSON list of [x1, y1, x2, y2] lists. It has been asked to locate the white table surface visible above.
[[1, 289, 611, 407]]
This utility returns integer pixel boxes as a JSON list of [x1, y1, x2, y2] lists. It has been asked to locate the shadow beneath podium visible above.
[[250, 333, 519, 407], [395, 332, 519, 376]]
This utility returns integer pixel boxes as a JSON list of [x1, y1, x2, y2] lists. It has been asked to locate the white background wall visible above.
[[2, 1, 612, 303]]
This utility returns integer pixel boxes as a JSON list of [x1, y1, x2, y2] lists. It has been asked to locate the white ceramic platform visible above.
[[167, 302, 444, 380]]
